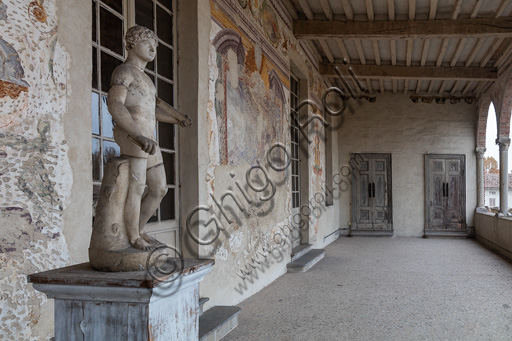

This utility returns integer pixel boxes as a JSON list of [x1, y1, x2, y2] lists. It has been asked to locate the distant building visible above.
[[483, 173, 512, 208]]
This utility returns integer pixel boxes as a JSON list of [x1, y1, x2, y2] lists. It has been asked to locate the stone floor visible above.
[[224, 237, 512, 341]]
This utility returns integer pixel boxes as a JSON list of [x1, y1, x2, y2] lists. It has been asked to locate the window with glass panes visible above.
[[91, 0, 178, 230], [290, 75, 300, 210]]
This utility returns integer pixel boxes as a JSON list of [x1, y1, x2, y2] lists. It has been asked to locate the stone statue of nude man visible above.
[[107, 26, 191, 251]]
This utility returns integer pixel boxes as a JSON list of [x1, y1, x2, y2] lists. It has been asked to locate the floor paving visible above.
[[224, 237, 512, 341]]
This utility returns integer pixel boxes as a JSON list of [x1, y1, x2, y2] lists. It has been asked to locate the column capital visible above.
[[475, 147, 486, 159], [496, 137, 511, 151]]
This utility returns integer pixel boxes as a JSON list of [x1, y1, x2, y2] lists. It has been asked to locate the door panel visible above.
[[425, 154, 465, 231], [352, 154, 392, 231]]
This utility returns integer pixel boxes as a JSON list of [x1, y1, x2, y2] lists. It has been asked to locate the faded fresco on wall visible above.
[[205, 0, 327, 288], [0, 1, 72, 339]]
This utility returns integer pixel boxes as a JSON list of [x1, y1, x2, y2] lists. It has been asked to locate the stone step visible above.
[[287, 249, 326, 273], [424, 230, 469, 238], [291, 244, 312, 262], [199, 297, 209, 316], [199, 306, 241, 341], [350, 230, 393, 237]]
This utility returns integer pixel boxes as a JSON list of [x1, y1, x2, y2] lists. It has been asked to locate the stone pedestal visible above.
[[28, 259, 214, 340]]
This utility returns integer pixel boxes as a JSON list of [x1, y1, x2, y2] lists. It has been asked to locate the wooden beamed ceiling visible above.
[[283, 0, 512, 97]]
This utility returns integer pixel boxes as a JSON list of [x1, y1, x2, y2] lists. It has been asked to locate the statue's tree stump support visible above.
[[89, 157, 156, 272], [28, 260, 214, 340]]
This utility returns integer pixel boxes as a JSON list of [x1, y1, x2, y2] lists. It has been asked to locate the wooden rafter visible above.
[[293, 17, 512, 40], [318, 39, 334, 63], [336, 40, 350, 63], [450, 80, 461, 95], [379, 79, 384, 93], [416, 80, 422, 94], [465, 38, 484, 67], [480, 38, 505, 67], [373, 40, 381, 65], [297, 0, 314, 20], [365, 0, 374, 21], [436, 38, 449, 66], [495, 0, 509, 17], [340, 0, 354, 21], [427, 80, 436, 93], [354, 39, 366, 64], [319, 64, 498, 81], [392, 79, 397, 93], [366, 79, 373, 95], [471, 0, 483, 18], [429, 0, 438, 20], [404, 79, 409, 94], [319, 0, 333, 21], [450, 38, 467, 67], [409, 0, 416, 20], [406, 39, 413, 66], [462, 81, 474, 95], [439, 80, 447, 94], [420, 39, 430, 66], [281, 0, 299, 20], [452, 0, 463, 20], [387, 0, 395, 20], [390, 40, 397, 65], [494, 41, 512, 67]]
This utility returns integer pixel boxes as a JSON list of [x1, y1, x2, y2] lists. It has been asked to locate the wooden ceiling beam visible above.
[[450, 80, 461, 95], [439, 80, 447, 94], [340, 0, 354, 21], [319, 0, 333, 21], [404, 79, 409, 94], [392, 79, 397, 93], [462, 81, 474, 95], [379, 79, 384, 93], [366, 79, 373, 95], [319, 64, 498, 81], [293, 17, 512, 39], [427, 80, 436, 94], [494, 41, 512, 67]]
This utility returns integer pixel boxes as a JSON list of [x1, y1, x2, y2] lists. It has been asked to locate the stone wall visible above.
[[337, 94, 478, 237], [196, 0, 340, 307], [0, 1, 90, 339]]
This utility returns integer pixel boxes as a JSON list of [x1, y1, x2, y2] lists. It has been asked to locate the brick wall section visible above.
[[498, 77, 512, 138], [477, 97, 491, 148]]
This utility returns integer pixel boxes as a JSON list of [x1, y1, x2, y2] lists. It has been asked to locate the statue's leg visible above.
[[139, 162, 168, 245], [125, 157, 154, 250]]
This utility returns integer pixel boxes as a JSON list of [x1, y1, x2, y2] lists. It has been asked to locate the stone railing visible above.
[[475, 211, 512, 260]]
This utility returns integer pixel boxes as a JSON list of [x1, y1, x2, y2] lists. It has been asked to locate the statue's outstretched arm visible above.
[[155, 97, 192, 127]]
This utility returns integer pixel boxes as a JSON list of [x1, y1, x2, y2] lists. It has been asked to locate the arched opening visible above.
[[483, 101, 499, 211]]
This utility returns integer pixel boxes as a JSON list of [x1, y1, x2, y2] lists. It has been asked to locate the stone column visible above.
[[476, 147, 486, 212], [497, 137, 511, 215]]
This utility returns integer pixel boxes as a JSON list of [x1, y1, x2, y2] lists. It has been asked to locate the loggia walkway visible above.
[[224, 237, 512, 341]]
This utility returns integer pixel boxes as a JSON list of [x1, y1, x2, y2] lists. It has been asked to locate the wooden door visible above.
[[352, 154, 392, 232], [425, 155, 466, 230]]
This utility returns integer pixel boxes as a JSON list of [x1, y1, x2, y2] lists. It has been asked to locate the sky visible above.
[[485, 103, 501, 163]]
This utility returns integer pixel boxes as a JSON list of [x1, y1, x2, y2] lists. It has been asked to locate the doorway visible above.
[[425, 154, 466, 233], [351, 153, 393, 235]]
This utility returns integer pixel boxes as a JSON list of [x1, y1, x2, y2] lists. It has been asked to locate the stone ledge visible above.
[[199, 306, 241, 341]]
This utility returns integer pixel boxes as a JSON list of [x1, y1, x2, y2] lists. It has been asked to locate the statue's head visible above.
[[125, 26, 158, 50]]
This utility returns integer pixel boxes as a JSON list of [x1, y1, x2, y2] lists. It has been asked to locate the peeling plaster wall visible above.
[[337, 94, 477, 237], [199, 0, 339, 307], [0, 0, 90, 339]]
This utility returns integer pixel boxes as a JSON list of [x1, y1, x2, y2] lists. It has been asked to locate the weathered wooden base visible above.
[[28, 260, 214, 340]]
